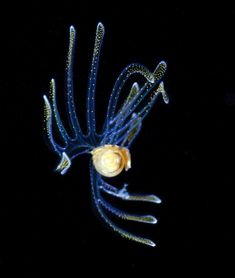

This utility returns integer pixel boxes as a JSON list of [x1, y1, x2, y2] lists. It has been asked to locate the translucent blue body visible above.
[[43, 23, 168, 247]]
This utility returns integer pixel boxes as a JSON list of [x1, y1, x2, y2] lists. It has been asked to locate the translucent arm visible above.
[[103, 64, 155, 132], [43, 95, 66, 154], [98, 194, 157, 224], [90, 162, 156, 247], [100, 112, 139, 145], [87, 22, 105, 142], [114, 115, 142, 147], [43, 94, 91, 174], [122, 61, 167, 120], [118, 82, 140, 118], [119, 116, 142, 148], [48, 79, 70, 143], [43, 26, 96, 174], [137, 81, 168, 120], [66, 26, 85, 140], [111, 61, 167, 129], [99, 178, 162, 204], [113, 83, 168, 151]]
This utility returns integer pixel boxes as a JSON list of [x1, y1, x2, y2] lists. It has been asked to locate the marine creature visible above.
[[43, 22, 168, 247]]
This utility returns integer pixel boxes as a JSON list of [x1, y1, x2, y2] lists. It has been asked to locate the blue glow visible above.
[[43, 22, 168, 247]]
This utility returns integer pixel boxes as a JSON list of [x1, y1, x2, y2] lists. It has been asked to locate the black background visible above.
[[0, 2, 234, 277]]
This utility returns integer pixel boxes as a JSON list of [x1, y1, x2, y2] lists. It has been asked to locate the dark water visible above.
[[0, 3, 234, 277]]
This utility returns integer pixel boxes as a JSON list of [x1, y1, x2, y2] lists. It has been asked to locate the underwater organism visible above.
[[43, 23, 168, 247]]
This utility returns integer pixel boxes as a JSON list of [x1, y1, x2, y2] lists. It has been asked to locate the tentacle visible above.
[[99, 195, 157, 224], [125, 61, 168, 118], [43, 27, 93, 175], [137, 82, 168, 120], [124, 118, 142, 148], [49, 79, 70, 143], [43, 85, 91, 175], [111, 61, 167, 129], [87, 22, 105, 142], [99, 180, 162, 204], [56, 152, 71, 175], [90, 162, 156, 247], [123, 82, 140, 107], [115, 114, 142, 147], [66, 26, 85, 140], [98, 177, 119, 194], [43, 95, 65, 154], [102, 83, 142, 146], [104, 64, 155, 132], [113, 82, 140, 123], [100, 112, 139, 145], [101, 112, 142, 147]]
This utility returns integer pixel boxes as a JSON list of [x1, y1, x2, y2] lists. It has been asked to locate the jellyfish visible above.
[[43, 22, 168, 247]]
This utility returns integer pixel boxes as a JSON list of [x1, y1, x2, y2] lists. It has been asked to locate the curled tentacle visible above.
[[111, 61, 167, 131], [137, 81, 168, 120], [103, 63, 155, 132]]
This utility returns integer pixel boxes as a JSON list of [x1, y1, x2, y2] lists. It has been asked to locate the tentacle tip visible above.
[[156, 82, 169, 104], [70, 25, 75, 32], [97, 22, 105, 33], [43, 95, 51, 111], [56, 168, 68, 175], [131, 112, 137, 118], [146, 216, 158, 224], [56, 166, 70, 175], [55, 152, 71, 175], [156, 198, 162, 204], [159, 60, 167, 68], [152, 195, 162, 204], [50, 78, 55, 85], [148, 240, 156, 247], [43, 94, 48, 102], [163, 95, 169, 104], [149, 74, 155, 83], [151, 217, 158, 224], [133, 82, 139, 89]]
